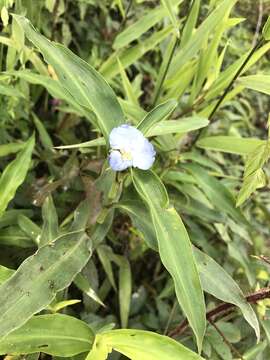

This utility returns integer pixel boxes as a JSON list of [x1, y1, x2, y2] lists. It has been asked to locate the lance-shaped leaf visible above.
[[194, 248, 260, 341], [0, 135, 35, 217], [182, 163, 247, 224], [87, 329, 203, 360], [0, 201, 92, 338], [132, 169, 206, 352], [137, 99, 178, 135], [0, 314, 94, 356], [14, 15, 125, 140], [197, 136, 265, 155]]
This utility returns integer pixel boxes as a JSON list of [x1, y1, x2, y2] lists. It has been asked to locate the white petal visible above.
[[109, 150, 132, 171]]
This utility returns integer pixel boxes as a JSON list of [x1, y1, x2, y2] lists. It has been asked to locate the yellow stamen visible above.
[[121, 150, 132, 161]]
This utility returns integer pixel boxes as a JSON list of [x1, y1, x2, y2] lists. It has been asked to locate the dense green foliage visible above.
[[0, 0, 270, 359]]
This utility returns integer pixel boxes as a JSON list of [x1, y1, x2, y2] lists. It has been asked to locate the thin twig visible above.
[[164, 300, 178, 335], [208, 318, 244, 359], [152, 37, 180, 107], [187, 37, 264, 149], [118, 0, 133, 34], [252, 0, 263, 47], [168, 287, 270, 338], [50, 0, 60, 41], [152, 0, 196, 107]]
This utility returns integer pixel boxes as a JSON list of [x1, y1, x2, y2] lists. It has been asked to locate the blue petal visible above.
[[109, 150, 132, 171]]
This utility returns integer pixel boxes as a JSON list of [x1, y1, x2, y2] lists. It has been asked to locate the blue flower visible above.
[[109, 124, 156, 171]]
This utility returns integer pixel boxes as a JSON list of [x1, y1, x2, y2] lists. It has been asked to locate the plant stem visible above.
[[208, 37, 264, 122], [152, 0, 196, 107], [168, 286, 270, 338], [118, 0, 133, 34], [188, 37, 264, 149], [209, 318, 244, 359], [152, 36, 180, 107]]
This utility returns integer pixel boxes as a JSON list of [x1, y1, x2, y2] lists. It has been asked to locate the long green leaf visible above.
[[0, 135, 35, 217], [197, 136, 265, 155], [0, 265, 15, 285], [132, 169, 206, 352], [137, 99, 178, 134], [194, 248, 260, 340], [15, 15, 125, 140], [146, 116, 209, 136], [0, 142, 25, 157], [100, 26, 173, 80], [238, 75, 270, 95], [113, 6, 165, 49], [8, 70, 96, 121], [87, 330, 203, 360], [167, 0, 237, 79], [0, 314, 94, 356], [182, 163, 247, 224], [0, 202, 92, 338]]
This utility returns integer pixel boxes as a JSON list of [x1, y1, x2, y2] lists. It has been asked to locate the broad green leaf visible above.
[[238, 75, 270, 95], [194, 248, 260, 340], [0, 142, 25, 157], [197, 136, 265, 155], [146, 116, 209, 136], [182, 164, 247, 224], [132, 169, 205, 352], [137, 99, 178, 135], [0, 135, 35, 217], [87, 330, 203, 360], [0, 202, 92, 338], [0, 314, 94, 356], [0, 265, 15, 285], [15, 15, 124, 140]]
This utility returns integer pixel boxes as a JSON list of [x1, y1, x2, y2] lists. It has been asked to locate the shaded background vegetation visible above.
[[1, 0, 270, 359]]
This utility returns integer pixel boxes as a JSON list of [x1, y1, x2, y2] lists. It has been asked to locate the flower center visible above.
[[120, 149, 132, 161]]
